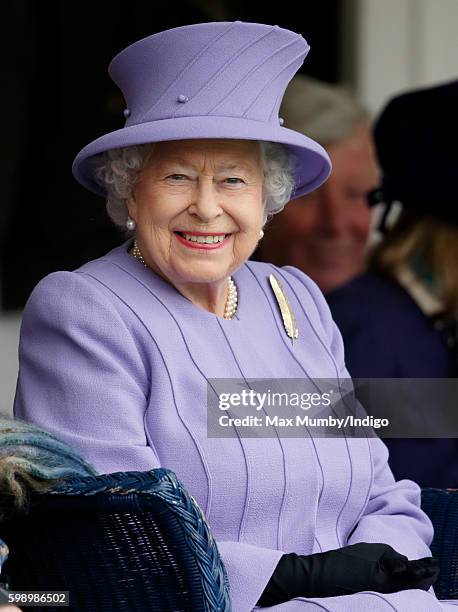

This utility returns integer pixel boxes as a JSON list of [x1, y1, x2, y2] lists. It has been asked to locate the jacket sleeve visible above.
[[13, 270, 159, 475]]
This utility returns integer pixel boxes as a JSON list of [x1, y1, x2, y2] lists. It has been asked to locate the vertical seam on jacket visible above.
[[273, 267, 358, 549], [214, 319, 258, 544], [79, 267, 216, 517], [277, 268, 377, 545], [215, 317, 289, 548], [345, 434, 374, 545], [245, 262, 326, 553]]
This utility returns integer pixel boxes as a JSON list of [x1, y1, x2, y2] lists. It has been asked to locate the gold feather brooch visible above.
[[269, 273, 299, 344]]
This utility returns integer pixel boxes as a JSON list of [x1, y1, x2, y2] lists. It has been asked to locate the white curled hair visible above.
[[92, 140, 296, 235]]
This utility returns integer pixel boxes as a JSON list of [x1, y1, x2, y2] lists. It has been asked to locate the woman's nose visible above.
[[187, 179, 223, 221]]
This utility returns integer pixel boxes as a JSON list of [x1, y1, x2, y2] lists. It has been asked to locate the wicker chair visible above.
[[1, 468, 231, 611], [421, 487, 458, 600], [1, 475, 457, 610]]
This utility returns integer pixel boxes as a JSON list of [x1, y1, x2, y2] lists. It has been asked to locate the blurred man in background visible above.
[[257, 75, 379, 293]]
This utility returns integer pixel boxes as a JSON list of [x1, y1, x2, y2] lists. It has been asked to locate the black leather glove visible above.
[[257, 542, 439, 607]]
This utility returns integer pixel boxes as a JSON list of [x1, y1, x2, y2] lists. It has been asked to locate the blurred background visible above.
[[1, 0, 458, 414]]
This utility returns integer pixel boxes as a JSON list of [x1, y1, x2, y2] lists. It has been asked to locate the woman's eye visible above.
[[167, 174, 187, 181], [224, 177, 244, 184]]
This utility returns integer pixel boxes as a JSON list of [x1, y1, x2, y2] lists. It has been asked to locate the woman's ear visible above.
[[127, 195, 137, 221]]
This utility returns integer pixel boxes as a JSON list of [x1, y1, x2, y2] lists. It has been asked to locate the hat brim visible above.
[[72, 116, 331, 212]]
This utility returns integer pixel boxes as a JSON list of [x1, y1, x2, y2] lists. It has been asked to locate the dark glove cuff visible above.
[[257, 553, 302, 607]]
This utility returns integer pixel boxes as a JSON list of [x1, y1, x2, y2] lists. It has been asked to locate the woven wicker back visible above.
[[421, 487, 458, 600], [1, 468, 231, 611]]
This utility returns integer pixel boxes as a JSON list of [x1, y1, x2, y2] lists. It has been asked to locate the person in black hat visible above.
[[327, 80, 458, 488]]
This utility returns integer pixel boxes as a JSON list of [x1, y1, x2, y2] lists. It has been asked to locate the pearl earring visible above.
[[126, 216, 136, 231], [259, 229, 264, 239]]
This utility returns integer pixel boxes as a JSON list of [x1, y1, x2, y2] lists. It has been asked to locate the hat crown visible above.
[[109, 21, 309, 127]]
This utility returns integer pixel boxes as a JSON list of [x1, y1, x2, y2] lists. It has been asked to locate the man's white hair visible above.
[[280, 74, 370, 145], [92, 141, 295, 235]]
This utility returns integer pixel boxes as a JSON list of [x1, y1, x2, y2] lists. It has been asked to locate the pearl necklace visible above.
[[130, 240, 238, 319], [225, 276, 238, 320]]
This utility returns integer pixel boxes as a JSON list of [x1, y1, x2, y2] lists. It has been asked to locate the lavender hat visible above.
[[72, 21, 331, 211]]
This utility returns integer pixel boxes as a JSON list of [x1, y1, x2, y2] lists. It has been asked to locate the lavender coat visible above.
[[14, 240, 457, 611]]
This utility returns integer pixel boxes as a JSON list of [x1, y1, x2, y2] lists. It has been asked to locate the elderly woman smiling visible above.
[[100, 138, 294, 319], [13, 21, 454, 612]]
